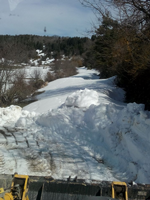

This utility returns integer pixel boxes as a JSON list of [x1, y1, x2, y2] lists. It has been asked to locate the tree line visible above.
[[81, 0, 150, 110], [0, 35, 90, 63]]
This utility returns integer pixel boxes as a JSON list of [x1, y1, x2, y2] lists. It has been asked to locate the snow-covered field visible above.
[[0, 67, 150, 184]]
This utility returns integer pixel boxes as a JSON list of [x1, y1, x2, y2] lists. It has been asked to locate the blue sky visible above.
[[0, 0, 96, 37]]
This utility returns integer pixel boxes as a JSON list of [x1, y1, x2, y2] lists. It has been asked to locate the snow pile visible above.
[[0, 105, 22, 126], [83, 102, 150, 183], [0, 105, 37, 127], [36, 49, 46, 57], [0, 67, 150, 184], [15, 110, 37, 128], [65, 89, 99, 108], [29, 49, 55, 66]]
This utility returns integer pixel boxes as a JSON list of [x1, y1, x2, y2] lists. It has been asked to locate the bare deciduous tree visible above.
[[0, 65, 34, 106], [0, 63, 15, 105], [29, 69, 44, 89], [79, 0, 113, 19], [80, 0, 150, 32]]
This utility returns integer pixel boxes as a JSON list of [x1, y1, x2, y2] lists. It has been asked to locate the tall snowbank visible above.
[[0, 67, 150, 183]]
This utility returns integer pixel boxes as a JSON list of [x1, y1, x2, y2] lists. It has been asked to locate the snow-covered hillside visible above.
[[0, 67, 150, 184]]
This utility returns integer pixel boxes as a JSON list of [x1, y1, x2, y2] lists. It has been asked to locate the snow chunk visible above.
[[15, 117, 27, 127], [65, 89, 99, 108], [0, 105, 22, 126], [15, 111, 37, 127]]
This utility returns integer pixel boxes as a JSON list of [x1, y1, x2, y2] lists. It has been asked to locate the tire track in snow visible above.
[[0, 121, 120, 181], [0, 151, 5, 174]]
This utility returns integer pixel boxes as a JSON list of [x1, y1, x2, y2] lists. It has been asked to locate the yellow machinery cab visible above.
[[112, 181, 128, 200], [0, 174, 29, 200], [10, 174, 29, 200]]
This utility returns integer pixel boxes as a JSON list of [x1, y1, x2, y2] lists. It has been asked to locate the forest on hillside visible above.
[[0, 35, 91, 63]]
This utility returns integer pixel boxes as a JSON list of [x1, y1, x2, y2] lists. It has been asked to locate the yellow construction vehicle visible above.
[[112, 181, 128, 200], [0, 174, 29, 200], [1, 176, 150, 200]]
